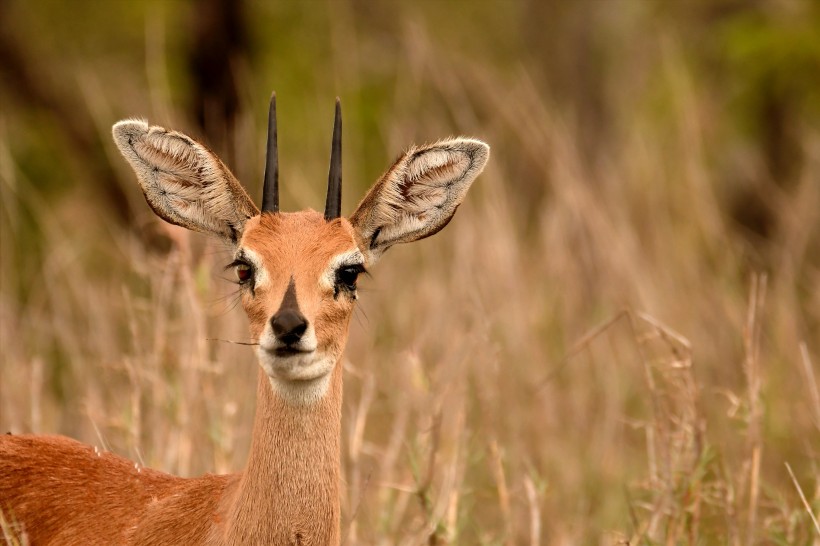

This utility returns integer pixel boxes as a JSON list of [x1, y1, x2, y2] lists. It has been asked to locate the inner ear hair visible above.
[[112, 120, 259, 242], [350, 137, 489, 265]]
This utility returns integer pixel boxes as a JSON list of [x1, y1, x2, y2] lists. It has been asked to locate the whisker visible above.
[[209, 288, 243, 316], [206, 338, 259, 346], [354, 305, 370, 329]]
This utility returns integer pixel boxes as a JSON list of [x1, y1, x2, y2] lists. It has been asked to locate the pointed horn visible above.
[[324, 98, 342, 221], [261, 92, 279, 213]]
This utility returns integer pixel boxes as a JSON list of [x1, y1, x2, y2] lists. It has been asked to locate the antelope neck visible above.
[[223, 365, 342, 544]]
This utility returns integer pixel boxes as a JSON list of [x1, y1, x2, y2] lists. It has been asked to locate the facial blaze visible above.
[[235, 211, 361, 390]]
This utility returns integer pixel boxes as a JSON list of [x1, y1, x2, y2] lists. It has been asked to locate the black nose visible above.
[[271, 309, 308, 345]]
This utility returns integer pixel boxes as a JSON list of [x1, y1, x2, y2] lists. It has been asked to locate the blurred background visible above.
[[1, 1, 819, 543]]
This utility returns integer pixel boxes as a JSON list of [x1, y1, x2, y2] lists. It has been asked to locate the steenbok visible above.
[[0, 94, 489, 545]]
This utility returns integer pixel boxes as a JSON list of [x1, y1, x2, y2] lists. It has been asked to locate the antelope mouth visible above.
[[272, 346, 310, 358], [257, 346, 333, 383]]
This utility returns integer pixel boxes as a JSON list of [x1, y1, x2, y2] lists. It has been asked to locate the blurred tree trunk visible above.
[[730, 80, 801, 242], [187, 0, 248, 168]]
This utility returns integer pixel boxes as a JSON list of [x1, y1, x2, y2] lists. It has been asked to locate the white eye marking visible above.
[[320, 249, 365, 292]]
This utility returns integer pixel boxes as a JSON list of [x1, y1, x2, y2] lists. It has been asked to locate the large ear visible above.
[[112, 120, 259, 243], [349, 138, 489, 266]]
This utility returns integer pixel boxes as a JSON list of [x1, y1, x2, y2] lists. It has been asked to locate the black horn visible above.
[[261, 92, 279, 213], [324, 98, 342, 221]]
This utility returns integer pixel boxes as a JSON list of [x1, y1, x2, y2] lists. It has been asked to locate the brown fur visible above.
[[0, 118, 489, 545], [0, 434, 231, 545], [240, 213, 358, 347], [1, 212, 354, 546], [0, 367, 342, 545]]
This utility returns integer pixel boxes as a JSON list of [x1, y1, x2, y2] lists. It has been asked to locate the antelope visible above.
[[0, 95, 489, 545]]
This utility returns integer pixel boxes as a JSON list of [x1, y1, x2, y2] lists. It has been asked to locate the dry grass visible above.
[[2, 2, 820, 544]]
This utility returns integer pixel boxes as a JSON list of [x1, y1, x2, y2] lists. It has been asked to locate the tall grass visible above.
[[1, 2, 819, 544]]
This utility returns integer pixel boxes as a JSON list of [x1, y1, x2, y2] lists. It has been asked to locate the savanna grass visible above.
[[1, 2, 819, 544]]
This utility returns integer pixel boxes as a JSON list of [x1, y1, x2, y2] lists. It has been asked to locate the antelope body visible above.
[[0, 95, 489, 545]]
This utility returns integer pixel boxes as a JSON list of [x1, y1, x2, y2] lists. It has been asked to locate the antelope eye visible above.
[[335, 264, 364, 291], [235, 263, 253, 284]]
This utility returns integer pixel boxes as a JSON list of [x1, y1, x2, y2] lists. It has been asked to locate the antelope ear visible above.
[[112, 120, 259, 243], [350, 138, 489, 266]]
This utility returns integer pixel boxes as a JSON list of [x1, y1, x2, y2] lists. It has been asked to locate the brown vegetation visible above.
[[1, 1, 818, 543]]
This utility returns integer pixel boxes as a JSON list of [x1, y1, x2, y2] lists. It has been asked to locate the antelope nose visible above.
[[271, 309, 308, 345]]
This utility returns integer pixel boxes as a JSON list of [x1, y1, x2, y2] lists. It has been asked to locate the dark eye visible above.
[[335, 264, 364, 292], [235, 262, 253, 284]]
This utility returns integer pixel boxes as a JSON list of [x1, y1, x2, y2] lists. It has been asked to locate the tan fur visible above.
[[0, 118, 489, 545]]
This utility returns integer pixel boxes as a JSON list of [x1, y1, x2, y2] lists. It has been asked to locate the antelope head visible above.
[[112, 95, 489, 405]]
